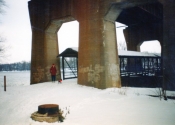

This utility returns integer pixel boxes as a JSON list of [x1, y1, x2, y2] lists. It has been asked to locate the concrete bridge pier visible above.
[[30, 26, 61, 83], [29, 0, 70, 84], [77, 3, 121, 89], [44, 21, 62, 82], [78, 21, 120, 89], [162, 1, 175, 90], [28, 0, 175, 90]]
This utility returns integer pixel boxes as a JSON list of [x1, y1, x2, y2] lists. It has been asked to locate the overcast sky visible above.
[[0, 0, 31, 63], [0, 0, 161, 64]]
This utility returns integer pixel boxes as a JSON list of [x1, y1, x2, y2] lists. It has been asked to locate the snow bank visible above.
[[0, 79, 175, 125]]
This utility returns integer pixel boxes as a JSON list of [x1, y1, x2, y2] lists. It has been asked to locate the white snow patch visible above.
[[0, 79, 175, 125]]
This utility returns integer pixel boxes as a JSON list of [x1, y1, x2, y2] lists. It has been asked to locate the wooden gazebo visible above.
[[58, 48, 78, 80]]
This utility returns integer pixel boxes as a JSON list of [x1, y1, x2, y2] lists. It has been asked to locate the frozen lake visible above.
[[0, 71, 30, 86], [0, 71, 72, 87]]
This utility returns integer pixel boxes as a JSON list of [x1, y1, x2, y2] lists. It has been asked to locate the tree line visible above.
[[0, 58, 76, 71], [0, 61, 31, 71]]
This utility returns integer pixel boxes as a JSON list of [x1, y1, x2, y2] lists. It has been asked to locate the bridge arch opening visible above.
[[43, 18, 79, 82], [57, 20, 79, 79], [114, 1, 163, 52], [116, 22, 127, 51], [140, 40, 161, 54], [57, 21, 79, 54], [104, 0, 163, 87]]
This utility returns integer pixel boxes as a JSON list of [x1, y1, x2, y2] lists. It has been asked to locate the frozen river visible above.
[[0, 71, 30, 86]]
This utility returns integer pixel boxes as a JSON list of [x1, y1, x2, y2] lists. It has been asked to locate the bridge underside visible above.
[[116, 2, 163, 51], [28, 0, 175, 90]]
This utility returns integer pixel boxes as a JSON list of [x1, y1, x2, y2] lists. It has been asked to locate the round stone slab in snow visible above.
[[31, 104, 59, 123]]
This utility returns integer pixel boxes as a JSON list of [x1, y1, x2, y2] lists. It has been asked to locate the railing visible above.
[[119, 56, 162, 77]]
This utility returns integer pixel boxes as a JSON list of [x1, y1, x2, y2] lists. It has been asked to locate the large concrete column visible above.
[[162, 1, 175, 90], [44, 21, 62, 81], [29, 0, 62, 84], [29, 0, 45, 84], [103, 21, 121, 88], [77, 0, 121, 89], [123, 27, 139, 51], [78, 19, 121, 89], [30, 29, 46, 83], [30, 26, 61, 84]]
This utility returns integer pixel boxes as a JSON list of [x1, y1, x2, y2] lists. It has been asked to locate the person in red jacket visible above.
[[50, 64, 57, 82]]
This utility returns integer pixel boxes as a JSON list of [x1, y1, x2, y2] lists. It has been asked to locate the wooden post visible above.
[[4, 76, 6, 91]]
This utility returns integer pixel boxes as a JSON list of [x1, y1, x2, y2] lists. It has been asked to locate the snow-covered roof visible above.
[[70, 47, 78, 52], [58, 47, 78, 57], [118, 50, 161, 57], [58, 47, 161, 57]]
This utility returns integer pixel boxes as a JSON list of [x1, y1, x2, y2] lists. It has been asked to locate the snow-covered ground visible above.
[[0, 71, 30, 86], [0, 72, 175, 125]]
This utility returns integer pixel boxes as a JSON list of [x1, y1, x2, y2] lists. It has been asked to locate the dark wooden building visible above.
[[58, 48, 162, 88]]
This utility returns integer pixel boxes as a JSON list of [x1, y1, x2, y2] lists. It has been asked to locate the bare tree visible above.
[[0, 36, 5, 57], [118, 41, 127, 50], [0, 0, 6, 14], [0, 0, 6, 62]]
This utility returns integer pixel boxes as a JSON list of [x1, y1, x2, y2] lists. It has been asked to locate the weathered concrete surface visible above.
[[162, 1, 175, 90], [75, 0, 121, 89], [28, 0, 73, 84], [28, 0, 122, 89], [28, 0, 175, 90]]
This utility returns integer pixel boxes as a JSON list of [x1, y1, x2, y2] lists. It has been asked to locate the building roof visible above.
[[58, 47, 78, 57], [118, 50, 160, 57], [58, 47, 161, 58]]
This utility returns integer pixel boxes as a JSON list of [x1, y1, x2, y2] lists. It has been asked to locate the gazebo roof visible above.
[[58, 47, 78, 57]]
